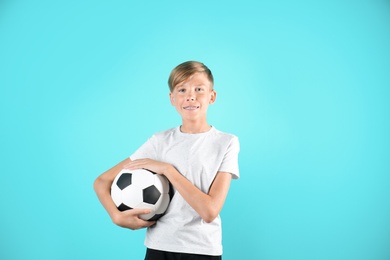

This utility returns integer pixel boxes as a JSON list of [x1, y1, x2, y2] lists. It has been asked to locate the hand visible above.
[[111, 208, 156, 230], [124, 158, 172, 176]]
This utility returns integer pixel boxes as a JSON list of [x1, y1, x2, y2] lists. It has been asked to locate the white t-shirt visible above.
[[130, 126, 240, 255]]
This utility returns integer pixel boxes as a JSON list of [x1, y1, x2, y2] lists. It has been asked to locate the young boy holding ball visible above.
[[94, 61, 240, 259]]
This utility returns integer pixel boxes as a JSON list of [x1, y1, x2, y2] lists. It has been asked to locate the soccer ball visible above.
[[111, 168, 173, 221]]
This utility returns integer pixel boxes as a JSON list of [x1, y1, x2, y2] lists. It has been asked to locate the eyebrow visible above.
[[175, 80, 209, 90]]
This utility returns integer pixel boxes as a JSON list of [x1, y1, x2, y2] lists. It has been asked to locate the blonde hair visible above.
[[168, 61, 214, 92]]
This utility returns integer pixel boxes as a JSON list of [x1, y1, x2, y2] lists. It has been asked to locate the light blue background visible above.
[[1, 1, 389, 259]]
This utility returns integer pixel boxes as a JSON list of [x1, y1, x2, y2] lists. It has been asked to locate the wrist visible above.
[[163, 164, 176, 178], [109, 208, 121, 224]]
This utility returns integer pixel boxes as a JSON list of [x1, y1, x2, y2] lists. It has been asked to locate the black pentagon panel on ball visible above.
[[143, 185, 161, 204], [117, 173, 132, 190], [117, 203, 132, 212], [149, 213, 164, 221], [168, 182, 174, 200]]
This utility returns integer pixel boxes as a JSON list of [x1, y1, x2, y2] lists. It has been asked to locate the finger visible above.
[[124, 160, 146, 169], [133, 214, 156, 229], [142, 220, 156, 228], [125, 208, 152, 216], [127, 219, 155, 230], [122, 163, 142, 170]]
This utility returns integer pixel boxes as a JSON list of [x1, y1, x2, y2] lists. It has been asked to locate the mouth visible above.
[[183, 106, 199, 110]]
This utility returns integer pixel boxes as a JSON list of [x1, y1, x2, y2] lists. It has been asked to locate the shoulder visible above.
[[152, 127, 177, 137], [211, 127, 239, 143], [153, 128, 174, 137]]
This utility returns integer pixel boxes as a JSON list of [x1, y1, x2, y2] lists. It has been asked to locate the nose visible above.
[[186, 90, 195, 101]]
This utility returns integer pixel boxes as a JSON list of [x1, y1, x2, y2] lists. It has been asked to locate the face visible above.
[[169, 72, 216, 122]]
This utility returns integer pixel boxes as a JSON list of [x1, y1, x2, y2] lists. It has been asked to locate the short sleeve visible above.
[[218, 136, 240, 179], [129, 135, 158, 161]]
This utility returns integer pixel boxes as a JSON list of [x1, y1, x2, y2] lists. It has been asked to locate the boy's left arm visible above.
[[124, 159, 232, 223]]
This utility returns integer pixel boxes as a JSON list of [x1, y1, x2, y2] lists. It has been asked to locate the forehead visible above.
[[175, 72, 212, 88]]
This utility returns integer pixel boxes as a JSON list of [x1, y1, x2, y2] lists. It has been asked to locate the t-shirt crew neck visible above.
[[177, 125, 214, 136]]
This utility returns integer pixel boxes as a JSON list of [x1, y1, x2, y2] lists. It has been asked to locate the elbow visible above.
[[198, 198, 223, 223], [93, 176, 103, 193], [202, 216, 216, 224], [201, 208, 219, 223], [93, 178, 98, 192]]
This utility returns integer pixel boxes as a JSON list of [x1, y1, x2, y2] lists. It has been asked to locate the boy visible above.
[[94, 61, 240, 259]]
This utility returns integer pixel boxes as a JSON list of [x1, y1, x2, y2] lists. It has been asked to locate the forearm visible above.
[[123, 158, 232, 223], [94, 177, 119, 220], [163, 165, 230, 223], [94, 160, 129, 219], [93, 160, 156, 230]]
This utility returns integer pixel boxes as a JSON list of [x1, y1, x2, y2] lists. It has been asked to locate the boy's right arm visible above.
[[93, 158, 156, 230]]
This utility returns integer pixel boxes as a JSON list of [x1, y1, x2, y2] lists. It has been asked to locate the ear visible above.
[[169, 92, 175, 106], [209, 90, 217, 104]]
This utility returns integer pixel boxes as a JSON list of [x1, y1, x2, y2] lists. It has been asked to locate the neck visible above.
[[180, 121, 211, 134]]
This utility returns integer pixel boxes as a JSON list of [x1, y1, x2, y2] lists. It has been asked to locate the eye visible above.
[[195, 87, 204, 92], [177, 88, 185, 93]]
